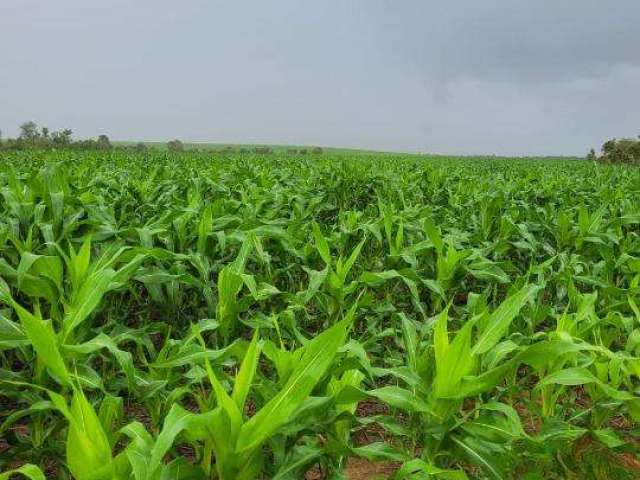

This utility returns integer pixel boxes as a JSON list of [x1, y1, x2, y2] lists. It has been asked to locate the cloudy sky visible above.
[[1, 1, 639, 155]]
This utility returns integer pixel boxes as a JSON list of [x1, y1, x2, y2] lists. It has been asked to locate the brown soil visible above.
[[150, 331, 164, 350], [304, 458, 398, 480], [124, 400, 153, 431], [353, 399, 394, 446], [573, 386, 591, 409], [182, 394, 200, 413], [513, 400, 541, 435], [304, 464, 324, 480], [573, 434, 594, 461], [43, 458, 59, 478], [175, 443, 197, 464], [610, 415, 635, 431], [573, 433, 640, 473], [302, 399, 400, 479], [244, 398, 257, 417], [353, 422, 390, 446], [613, 452, 640, 471], [12, 423, 30, 439], [344, 457, 398, 479], [356, 399, 389, 417]]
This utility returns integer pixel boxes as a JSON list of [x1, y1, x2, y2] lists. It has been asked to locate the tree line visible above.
[[588, 136, 640, 165], [0, 121, 118, 151], [0, 121, 166, 153], [0, 123, 324, 155]]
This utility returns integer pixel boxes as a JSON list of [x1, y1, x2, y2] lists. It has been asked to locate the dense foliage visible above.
[[0, 151, 639, 479], [0, 122, 112, 152], [597, 138, 640, 166]]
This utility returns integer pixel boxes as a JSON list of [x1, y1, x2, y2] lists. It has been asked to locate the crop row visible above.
[[0, 152, 639, 478]]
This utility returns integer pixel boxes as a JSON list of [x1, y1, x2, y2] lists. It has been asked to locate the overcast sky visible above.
[[1, 1, 639, 155]]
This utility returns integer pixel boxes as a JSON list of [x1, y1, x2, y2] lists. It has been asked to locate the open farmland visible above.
[[1, 151, 640, 479]]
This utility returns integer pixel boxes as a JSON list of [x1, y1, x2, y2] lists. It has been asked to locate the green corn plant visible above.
[[215, 234, 264, 344], [359, 283, 540, 476], [311, 222, 366, 318], [0, 465, 46, 480], [323, 368, 366, 473], [49, 387, 119, 480], [169, 316, 353, 479], [0, 240, 146, 377], [378, 200, 406, 262], [421, 218, 473, 309]]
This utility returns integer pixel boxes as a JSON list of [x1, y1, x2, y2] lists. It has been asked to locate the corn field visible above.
[[1, 151, 639, 479]]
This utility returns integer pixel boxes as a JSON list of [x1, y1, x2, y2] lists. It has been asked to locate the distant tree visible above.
[[41, 127, 49, 138], [19, 121, 40, 141], [71, 139, 95, 150], [312, 146, 323, 155], [602, 139, 617, 157], [298, 148, 307, 154], [134, 142, 148, 152], [598, 137, 640, 165], [586, 148, 596, 161], [167, 139, 184, 152], [97, 134, 112, 150], [51, 128, 73, 147], [254, 146, 272, 154]]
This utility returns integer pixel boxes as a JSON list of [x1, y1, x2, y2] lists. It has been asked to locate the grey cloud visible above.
[[365, 1, 640, 83], [0, 0, 638, 155]]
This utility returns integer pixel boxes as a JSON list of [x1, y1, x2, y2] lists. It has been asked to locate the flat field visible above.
[[1, 151, 639, 479]]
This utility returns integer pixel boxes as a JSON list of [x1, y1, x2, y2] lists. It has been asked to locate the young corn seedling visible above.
[[311, 221, 366, 319], [364, 283, 540, 476], [164, 316, 353, 479]]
